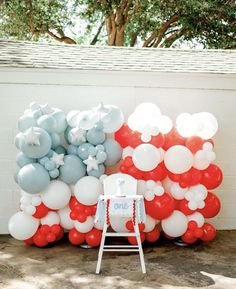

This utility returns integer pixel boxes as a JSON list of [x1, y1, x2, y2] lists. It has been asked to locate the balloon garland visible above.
[[115, 103, 222, 244], [9, 102, 222, 248]]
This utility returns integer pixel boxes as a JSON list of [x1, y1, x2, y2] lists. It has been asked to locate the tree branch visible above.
[[90, 21, 105, 45], [143, 14, 179, 47], [46, 30, 76, 44], [160, 30, 183, 48]]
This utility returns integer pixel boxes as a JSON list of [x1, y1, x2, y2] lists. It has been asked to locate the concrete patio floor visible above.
[[0, 231, 235, 289]]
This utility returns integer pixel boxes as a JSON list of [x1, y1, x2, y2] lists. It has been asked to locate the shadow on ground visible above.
[[0, 231, 235, 289]]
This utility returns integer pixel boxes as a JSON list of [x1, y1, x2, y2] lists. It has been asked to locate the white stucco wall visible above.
[[0, 68, 235, 233]]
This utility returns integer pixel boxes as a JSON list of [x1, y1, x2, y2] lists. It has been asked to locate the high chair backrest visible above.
[[103, 173, 137, 196]]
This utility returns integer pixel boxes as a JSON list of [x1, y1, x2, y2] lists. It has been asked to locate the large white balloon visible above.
[[110, 216, 130, 232], [192, 112, 218, 139], [74, 216, 94, 233], [41, 211, 60, 226], [41, 180, 71, 210], [164, 145, 193, 174], [58, 206, 74, 230], [101, 104, 124, 133], [176, 113, 195, 137], [133, 144, 161, 171], [161, 210, 188, 238], [144, 215, 156, 233], [187, 212, 205, 228], [8, 212, 39, 240], [74, 176, 102, 206], [170, 182, 188, 200]]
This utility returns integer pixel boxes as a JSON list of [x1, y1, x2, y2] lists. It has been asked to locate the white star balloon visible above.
[[51, 152, 65, 168], [83, 155, 99, 172], [23, 127, 40, 146]]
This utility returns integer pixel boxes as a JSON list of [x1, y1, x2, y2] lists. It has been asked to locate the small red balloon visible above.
[[145, 227, 160, 243], [194, 228, 204, 238], [188, 220, 198, 231], [185, 136, 204, 153], [46, 232, 56, 243], [179, 168, 202, 188], [69, 196, 80, 210], [178, 199, 196, 215], [70, 211, 77, 220], [85, 228, 102, 247], [143, 162, 168, 181], [124, 156, 133, 168], [163, 128, 186, 150], [126, 220, 134, 231], [182, 230, 197, 244], [77, 212, 87, 223], [33, 232, 48, 247], [149, 133, 165, 148], [39, 224, 50, 235], [145, 193, 175, 220], [201, 164, 223, 190], [69, 228, 85, 245], [33, 203, 49, 219], [201, 223, 216, 242], [84, 206, 93, 216], [198, 192, 221, 218], [24, 237, 34, 245], [51, 224, 61, 236], [128, 232, 145, 245]]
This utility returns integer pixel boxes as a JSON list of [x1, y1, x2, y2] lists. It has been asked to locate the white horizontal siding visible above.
[[0, 68, 235, 233]]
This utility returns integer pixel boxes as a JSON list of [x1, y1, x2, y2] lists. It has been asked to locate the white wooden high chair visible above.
[[95, 173, 146, 274]]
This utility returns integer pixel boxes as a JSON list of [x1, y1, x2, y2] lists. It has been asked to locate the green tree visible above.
[[0, 0, 235, 48]]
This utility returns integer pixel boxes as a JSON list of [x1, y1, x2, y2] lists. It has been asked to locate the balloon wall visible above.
[[9, 102, 223, 248], [115, 103, 222, 244], [9, 102, 123, 247]]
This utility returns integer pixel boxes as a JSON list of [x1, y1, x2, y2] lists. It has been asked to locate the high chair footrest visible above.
[[105, 232, 137, 237], [103, 249, 140, 252], [104, 245, 139, 248]]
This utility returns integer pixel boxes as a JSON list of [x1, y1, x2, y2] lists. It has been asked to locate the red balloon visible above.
[[143, 162, 168, 181], [74, 203, 85, 213], [69, 228, 85, 245], [33, 203, 49, 219], [201, 164, 223, 190], [194, 228, 204, 238], [145, 193, 175, 220], [77, 212, 87, 223], [33, 232, 48, 247], [70, 211, 77, 220], [188, 220, 198, 231], [145, 227, 160, 243], [168, 171, 180, 182], [201, 223, 216, 242], [127, 165, 143, 179], [124, 156, 133, 168], [182, 230, 198, 244], [56, 229, 64, 241], [46, 232, 56, 243], [39, 224, 50, 235], [91, 204, 97, 215], [198, 192, 221, 218], [185, 136, 204, 153], [139, 223, 145, 232], [162, 128, 186, 150], [84, 206, 93, 216], [69, 196, 80, 210], [179, 168, 202, 188], [126, 220, 134, 231], [85, 228, 102, 247], [51, 224, 61, 236], [177, 199, 196, 215], [114, 124, 130, 148], [149, 133, 165, 148], [128, 232, 145, 245]]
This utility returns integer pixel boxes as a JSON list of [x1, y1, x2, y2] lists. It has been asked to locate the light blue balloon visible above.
[[54, 145, 66, 154], [30, 102, 41, 111], [15, 133, 23, 149], [49, 168, 59, 178], [67, 145, 77, 155], [18, 163, 50, 194], [46, 149, 54, 158], [77, 143, 92, 160], [37, 115, 57, 133], [17, 115, 36, 132], [19, 127, 52, 159], [59, 155, 86, 184], [86, 127, 105, 145], [88, 146, 98, 157], [50, 132, 61, 149], [16, 152, 36, 168], [96, 144, 105, 152], [14, 167, 20, 184], [96, 151, 107, 163], [51, 109, 67, 134], [64, 126, 72, 143], [45, 160, 56, 171], [31, 109, 43, 120], [39, 156, 49, 166], [68, 128, 86, 146], [88, 164, 105, 178], [103, 139, 122, 166]]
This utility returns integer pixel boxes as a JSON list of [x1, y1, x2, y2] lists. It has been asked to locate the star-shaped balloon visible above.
[[70, 127, 86, 143], [83, 155, 99, 172], [50, 152, 64, 168], [23, 127, 40, 146], [40, 103, 53, 115]]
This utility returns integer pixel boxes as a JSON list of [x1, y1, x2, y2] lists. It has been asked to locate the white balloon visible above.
[[41, 180, 71, 210], [66, 110, 80, 127], [170, 182, 188, 200], [176, 113, 195, 137], [187, 212, 205, 228], [133, 144, 161, 171], [8, 211, 39, 240], [190, 184, 208, 199], [145, 190, 155, 201], [31, 196, 42, 206], [74, 216, 94, 233], [110, 216, 130, 232], [101, 105, 124, 133], [192, 112, 218, 139], [41, 211, 60, 226], [74, 176, 102, 206], [162, 177, 174, 193], [153, 185, 165, 196], [94, 219, 104, 230], [161, 210, 188, 238], [144, 215, 156, 232], [157, 115, 173, 134], [122, 146, 134, 159], [20, 196, 31, 205], [58, 206, 74, 230], [137, 180, 147, 195], [164, 145, 193, 174], [193, 155, 210, 170], [25, 205, 36, 215]]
